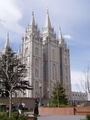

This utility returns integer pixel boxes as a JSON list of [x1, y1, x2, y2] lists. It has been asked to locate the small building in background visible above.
[[87, 92, 90, 101], [72, 92, 88, 105]]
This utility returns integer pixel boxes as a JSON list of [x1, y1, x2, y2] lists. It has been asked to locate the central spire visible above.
[[26, 11, 39, 35], [43, 10, 56, 40], [30, 11, 35, 26], [44, 9, 52, 29]]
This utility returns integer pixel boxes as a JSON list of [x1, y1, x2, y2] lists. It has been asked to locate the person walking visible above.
[[18, 103, 23, 115], [73, 105, 76, 115], [34, 99, 39, 116]]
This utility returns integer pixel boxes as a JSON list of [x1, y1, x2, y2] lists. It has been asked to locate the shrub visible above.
[[50, 82, 68, 107], [0, 113, 8, 120], [86, 115, 90, 120], [0, 112, 27, 120]]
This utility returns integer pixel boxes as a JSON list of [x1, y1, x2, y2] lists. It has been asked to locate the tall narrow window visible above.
[[52, 49, 55, 60], [25, 47, 28, 57], [35, 68, 39, 77], [53, 64, 57, 80], [35, 58, 39, 67], [35, 47, 39, 56]]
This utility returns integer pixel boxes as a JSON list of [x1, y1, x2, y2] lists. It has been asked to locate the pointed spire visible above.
[[58, 27, 63, 40], [5, 33, 10, 49], [30, 11, 35, 26], [17, 46, 21, 56], [3, 33, 11, 54], [58, 27, 64, 44], [44, 9, 52, 29]]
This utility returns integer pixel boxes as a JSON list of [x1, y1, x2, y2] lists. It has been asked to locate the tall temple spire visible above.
[[43, 9, 56, 40], [3, 33, 11, 54], [58, 27, 64, 44], [5, 33, 10, 49], [58, 27, 63, 40], [30, 11, 35, 26], [44, 9, 52, 29]]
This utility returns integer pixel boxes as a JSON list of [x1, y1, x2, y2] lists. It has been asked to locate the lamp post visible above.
[[57, 88, 59, 107], [47, 88, 49, 98], [39, 83, 42, 106], [47, 88, 50, 105]]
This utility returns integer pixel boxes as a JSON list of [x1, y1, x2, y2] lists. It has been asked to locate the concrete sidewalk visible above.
[[38, 115, 86, 120]]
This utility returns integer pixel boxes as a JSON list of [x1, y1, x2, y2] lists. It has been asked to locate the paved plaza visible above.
[[38, 115, 86, 120]]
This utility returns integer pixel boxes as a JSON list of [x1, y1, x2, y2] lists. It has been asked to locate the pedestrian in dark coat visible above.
[[34, 99, 39, 116]]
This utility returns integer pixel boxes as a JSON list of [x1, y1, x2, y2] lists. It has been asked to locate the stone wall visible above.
[[0, 97, 35, 110], [39, 107, 90, 115], [75, 107, 90, 115], [39, 107, 74, 115]]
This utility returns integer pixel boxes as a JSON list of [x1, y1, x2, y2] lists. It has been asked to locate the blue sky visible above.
[[0, 0, 90, 91]]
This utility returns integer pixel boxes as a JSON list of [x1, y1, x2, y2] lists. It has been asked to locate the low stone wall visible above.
[[39, 107, 90, 115], [39, 107, 74, 115], [0, 97, 35, 110], [75, 107, 90, 115]]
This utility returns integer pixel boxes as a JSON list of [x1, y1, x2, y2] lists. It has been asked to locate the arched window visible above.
[[25, 47, 28, 56]]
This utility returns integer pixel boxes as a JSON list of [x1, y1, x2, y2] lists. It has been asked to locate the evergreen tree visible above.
[[50, 82, 68, 107], [0, 41, 32, 117]]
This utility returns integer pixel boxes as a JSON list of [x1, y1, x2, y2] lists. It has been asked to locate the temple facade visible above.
[[20, 11, 72, 101], [1, 11, 72, 101]]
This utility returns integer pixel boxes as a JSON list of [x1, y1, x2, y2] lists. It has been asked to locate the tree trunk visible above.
[[9, 92, 12, 118]]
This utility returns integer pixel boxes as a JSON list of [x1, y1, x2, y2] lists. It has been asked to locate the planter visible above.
[[27, 115, 36, 120]]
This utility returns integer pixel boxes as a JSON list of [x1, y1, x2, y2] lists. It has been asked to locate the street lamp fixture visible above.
[[39, 83, 42, 105]]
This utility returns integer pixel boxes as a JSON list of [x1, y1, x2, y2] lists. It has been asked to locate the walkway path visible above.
[[38, 115, 86, 120]]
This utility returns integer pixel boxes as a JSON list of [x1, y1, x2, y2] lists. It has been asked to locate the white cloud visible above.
[[40, 0, 90, 23], [71, 71, 83, 84], [0, 0, 24, 34], [63, 35, 72, 39], [71, 71, 84, 91]]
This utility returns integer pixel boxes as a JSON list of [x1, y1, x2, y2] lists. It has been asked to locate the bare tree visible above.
[[84, 66, 90, 94], [0, 46, 32, 117], [78, 66, 90, 101]]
